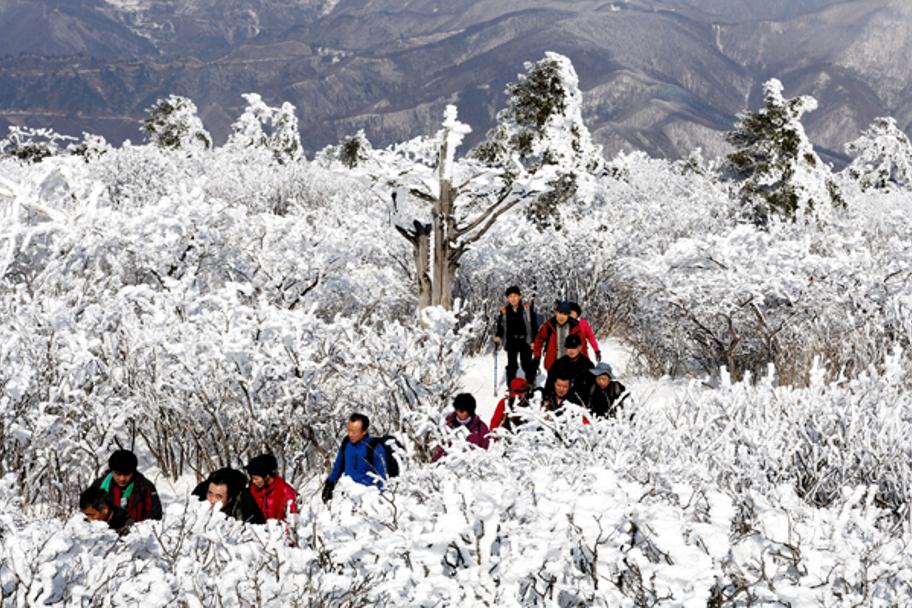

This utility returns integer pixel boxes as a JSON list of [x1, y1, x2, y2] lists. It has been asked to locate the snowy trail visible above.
[[460, 336, 686, 423]]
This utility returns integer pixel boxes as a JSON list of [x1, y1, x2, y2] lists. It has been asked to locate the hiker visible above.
[[245, 453, 298, 521], [542, 375, 584, 412], [322, 413, 388, 502], [544, 334, 595, 397], [533, 301, 584, 372], [490, 377, 532, 431], [567, 302, 601, 362], [587, 362, 629, 419], [435, 393, 490, 460], [89, 449, 162, 523], [79, 486, 132, 534], [192, 467, 266, 524], [494, 285, 539, 383]]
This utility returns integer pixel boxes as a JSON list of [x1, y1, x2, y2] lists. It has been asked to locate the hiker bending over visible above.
[[490, 377, 532, 431], [89, 449, 162, 523], [192, 468, 266, 524], [80, 486, 132, 535], [586, 362, 629, 419], [322, 413, 387, 502], [245, 453, 298, 521]]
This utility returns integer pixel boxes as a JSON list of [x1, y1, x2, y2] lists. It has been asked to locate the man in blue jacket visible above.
[[322, 413, 387, 502]]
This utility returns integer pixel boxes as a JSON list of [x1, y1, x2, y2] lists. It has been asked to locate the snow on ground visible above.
[[460, 335, 686, 423]]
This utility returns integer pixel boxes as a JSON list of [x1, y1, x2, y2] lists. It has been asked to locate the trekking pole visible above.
[[493, 343, 500, 397]]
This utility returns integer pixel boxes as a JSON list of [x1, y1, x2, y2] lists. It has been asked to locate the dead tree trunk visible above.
[[395, 220, 433, 308]]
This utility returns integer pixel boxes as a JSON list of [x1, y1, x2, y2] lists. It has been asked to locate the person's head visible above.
[[206, 469, 242, 507], [554, 377, 571, 398], [108, 449, 138, 488], [567, 302, 582, 320], [348, 413, 370, 444], [505, 285, 522, 308], [245, 453, 279, 490], [590, 362, 615, 389], [554, 301, 571, 325], [564, 334, 582, 359], [453, 393, 476, 421], [80, 487, 113, 522]]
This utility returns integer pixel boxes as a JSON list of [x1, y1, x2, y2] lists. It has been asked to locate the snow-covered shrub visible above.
[[844, 116, 912, 193], [142, 95, 213, 152]]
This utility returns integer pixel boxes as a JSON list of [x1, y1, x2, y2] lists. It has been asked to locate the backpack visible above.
[[340, 435, 402, 478]]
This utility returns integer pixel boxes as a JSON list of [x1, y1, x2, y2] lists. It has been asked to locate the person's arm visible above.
[[327, 443, 345, 484], [477, 420, 491, 450], [490, 398, 506, 430], [532, 322, 549, 358], [147, 482, 163, 520], [583, 320, 600, 355], [494, 309, 505, 342]]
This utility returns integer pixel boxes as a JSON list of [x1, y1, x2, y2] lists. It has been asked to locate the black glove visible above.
[[321, 480, 335, 503], [595, 350, 602, 362]]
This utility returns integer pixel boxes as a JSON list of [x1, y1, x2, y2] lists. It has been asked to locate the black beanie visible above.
[[453, 393, 477, 416], [504, 285, 521, 297], [245, 453, 279, 477]]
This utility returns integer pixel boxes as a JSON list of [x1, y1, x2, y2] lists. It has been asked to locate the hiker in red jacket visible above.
[[567, 302, 601, 362], [245, 453, 298, 521], [490, 377, 532, 431], [532, 301, 584, 372], [90, 449, 162, 523]]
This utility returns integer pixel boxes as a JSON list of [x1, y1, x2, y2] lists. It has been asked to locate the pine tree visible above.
[[725, 79, 842, 225], [472, 52, 602, 230], [142, 96, 212, 151], [844, 117, 912, 192], [227, 94, 303, 164]]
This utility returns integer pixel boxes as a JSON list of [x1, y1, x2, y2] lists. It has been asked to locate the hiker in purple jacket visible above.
[[435, 393, 490, 460]]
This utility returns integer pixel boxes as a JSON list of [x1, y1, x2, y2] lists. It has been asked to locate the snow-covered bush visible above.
[[844, 116, 912, 193]]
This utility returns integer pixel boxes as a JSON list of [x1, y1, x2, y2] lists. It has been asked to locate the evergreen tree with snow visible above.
[[472, 52, 603, 230], [142, 95, 212, 152], [844, 117, 912, 192], [227, 93, 303, 164], [725, 79, 842, 225], [317, 129, 374, 169]]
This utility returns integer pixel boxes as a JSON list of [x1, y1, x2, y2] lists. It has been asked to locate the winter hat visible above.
[[453, 393, 477, 416], [245, 453, 279, 477], [109, 449, 138, 474], [555, 301, 572, 314], [567, 302, 582, 316], [504, 285, 522, 297], [564, 334, 582, 349], [589, 362, 615, 378], [509, 377, 530, 396]]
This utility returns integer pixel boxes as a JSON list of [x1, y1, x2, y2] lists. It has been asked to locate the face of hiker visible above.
[[555, 379, 570, 398], [596, 374, 611, 390], [250, 475, 270, 490], [207, 483, 230, 507], [347, 419, 368, 444], [566, 345, 581, 359], [569, 310, 579, 320], [455, 409, 471, 422], [112, 470, 134, 488], [507, 293, 521, 308], [555, 311, 569, 325], [82, 504, 110, 522]]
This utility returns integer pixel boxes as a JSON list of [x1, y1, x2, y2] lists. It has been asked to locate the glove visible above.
[[595, 350, 602, 362], [321, 480, 335, 503]]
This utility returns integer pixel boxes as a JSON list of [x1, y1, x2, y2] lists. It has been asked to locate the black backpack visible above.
[[340, 435, 402, 478]]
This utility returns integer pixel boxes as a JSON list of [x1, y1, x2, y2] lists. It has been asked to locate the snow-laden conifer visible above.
[[844, 116, 912, 192]]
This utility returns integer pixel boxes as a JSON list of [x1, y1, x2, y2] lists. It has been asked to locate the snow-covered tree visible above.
[[473, 52, 603, 230], [141, 95, 212, 152], [227, 93, 303, 163], [318, 129, 373, 169], [844, 116, 912, 192], [725, 79, 842, 225], [0, 126, 77, 163]]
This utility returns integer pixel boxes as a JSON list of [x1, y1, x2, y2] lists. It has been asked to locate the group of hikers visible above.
[[79, 285, 628, 532]]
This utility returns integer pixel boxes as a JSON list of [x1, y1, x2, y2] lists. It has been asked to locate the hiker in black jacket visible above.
[[494, 285, 539, 384], [586, 362, 629, 419], [192, 467, 266, 524], [544, 334, 595, 397]]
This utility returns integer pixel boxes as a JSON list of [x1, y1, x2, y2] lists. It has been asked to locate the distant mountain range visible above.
[[1, 0, 910, 163]]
